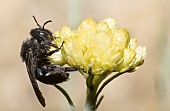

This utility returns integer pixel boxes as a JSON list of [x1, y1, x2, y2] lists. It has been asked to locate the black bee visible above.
[[20, 16, 77, 107]]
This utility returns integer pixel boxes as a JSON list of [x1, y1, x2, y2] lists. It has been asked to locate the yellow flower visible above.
[[51, 18, 147, 76]]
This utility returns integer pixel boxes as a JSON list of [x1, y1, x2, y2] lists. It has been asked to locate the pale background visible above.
[[0, 0, 170, 111]]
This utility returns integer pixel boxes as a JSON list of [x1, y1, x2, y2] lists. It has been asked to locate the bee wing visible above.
[[25, 51, 46, 107]]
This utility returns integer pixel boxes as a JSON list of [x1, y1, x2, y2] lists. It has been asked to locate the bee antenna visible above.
[[43, 20, 52, 30], [32, 16, 41, 28]]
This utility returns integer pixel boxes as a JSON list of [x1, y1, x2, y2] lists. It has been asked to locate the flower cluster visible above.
[[50, 18, 146, 76]]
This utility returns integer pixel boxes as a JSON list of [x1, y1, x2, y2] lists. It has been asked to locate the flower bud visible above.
[[51, 18, 147, 76]]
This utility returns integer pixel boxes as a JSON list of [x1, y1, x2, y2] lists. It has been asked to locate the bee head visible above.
[[30, 16, 55, 41]]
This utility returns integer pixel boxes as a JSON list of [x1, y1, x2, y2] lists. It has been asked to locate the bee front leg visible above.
[[47, 41, 64, 56], [64, 67, 79, 72]]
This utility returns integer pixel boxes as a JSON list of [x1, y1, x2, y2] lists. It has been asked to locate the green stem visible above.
[[95, 72, 125, 102], [84, 68, 125, 111], [53, 85, 76, 111], [95, 95, 104, 110], [84, 66, 98, 111], [84, 86, 98, 111]]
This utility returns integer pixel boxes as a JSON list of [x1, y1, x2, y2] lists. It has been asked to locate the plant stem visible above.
[[84, 86, 98, 111], [95, 72, 125, 102], [83, 66, 98, 111], [95, 95, 104, 110], [53, 85, 76, 111]]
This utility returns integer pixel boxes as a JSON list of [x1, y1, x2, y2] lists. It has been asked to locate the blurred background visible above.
[[0, 0, 170, 111]]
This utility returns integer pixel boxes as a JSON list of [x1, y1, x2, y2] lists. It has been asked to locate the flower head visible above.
[[51, 18, 147, 76]]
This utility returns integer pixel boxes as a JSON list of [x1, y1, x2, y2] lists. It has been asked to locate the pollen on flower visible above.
[[51, 18, 147, 76]]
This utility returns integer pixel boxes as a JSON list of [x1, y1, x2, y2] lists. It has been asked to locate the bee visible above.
[[20, 16, 77, 107]]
